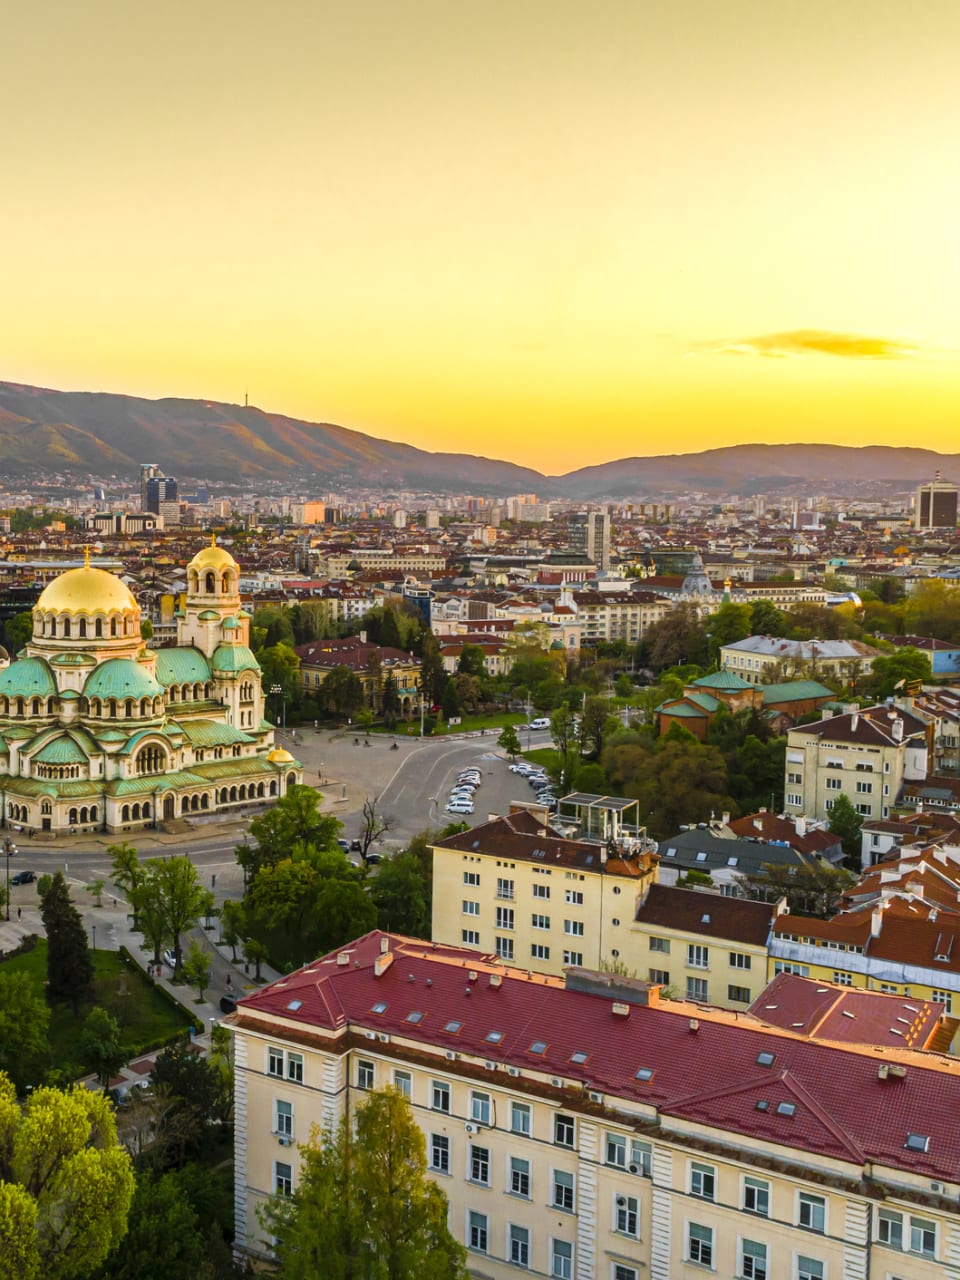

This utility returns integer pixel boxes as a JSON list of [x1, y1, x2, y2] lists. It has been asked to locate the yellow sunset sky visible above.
[[4, 1, 958, 473]]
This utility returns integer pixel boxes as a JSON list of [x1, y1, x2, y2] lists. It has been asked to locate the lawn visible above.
[[1, 940, 191, 1066]]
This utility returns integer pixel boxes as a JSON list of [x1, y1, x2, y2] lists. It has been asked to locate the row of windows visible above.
[[649, 937, 752, 968], [462, 931, 584, 965], [465, 1213, 574, 1277], [466, 872, 585, 906], [468, 904, 588, 936]]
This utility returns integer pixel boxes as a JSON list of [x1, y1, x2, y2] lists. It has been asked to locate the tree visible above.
[[139, 618, 154, 641], [40, 873, 94, 1014], [750, 599, 788, 637], [262, 1088, 468, 1280], [705, 601, 753, 663], [580, 695, 614, 759], [258, 642, 301, 709], [0, 1073, 135, 1280], [828, 793, 864, 868], [644, 604, 708, 671], [369, 851, 430, 938], [150, 1040, 223, 1167], [381, 672, 401, 728], [89, 878, 106, 908], [313, 880, 378, 957], [142, 856, 208, 973], [457, 644, 486, 678], [903, 580, 960, 643], [80, 1006, 125, 1090], [182, 939, 213, 1001], [498, 723, 521, 759], [417, 629, 447, 705], [98, 1171, 208, 1280], [440, 679, 461, 719], [358, 796, 394, 859], [320, 665, 364, 718], [3, 610, 33, 654], [745, 860, 856, 917], [108, 843, 144, 926], [219, 899, 245, 962], [865, 647, 933, 699], [0, 972, 50, 1093], [378, 608, 403, 650], [243, 937, 269, 982], [241, 783, 342, 878]]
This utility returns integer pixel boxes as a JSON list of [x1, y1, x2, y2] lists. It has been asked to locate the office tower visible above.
[[915, 471, 959, 530], [139, 462, 159, 510]]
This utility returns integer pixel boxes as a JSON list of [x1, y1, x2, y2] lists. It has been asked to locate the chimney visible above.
[[794, 815, 806, 838], [851, 712, 859, 731], [374, 951, 394, 977], [871, 905, 885, 938], [892, 717, 904, 743], [380, 936, 390, 954], [359, 629, 367, 644], [721, 811, 730, 827], [600, 846, 608, 865]]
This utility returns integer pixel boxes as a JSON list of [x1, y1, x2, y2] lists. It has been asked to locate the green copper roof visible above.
[[83, 659, 163, 701], [155, 647, 212, 686], [192, 756, 285, 781], [686, 691, 721, 712], [49, 651, 96, 667], [198, 610, 220, 621], [181, 719, 253, 747], [692, 670, 753, 691], [210, 643, 260, 674], [0, 657, 57, 698], [34, 735, 89, 764], [221, 617, 240, 630], [658, 702, 707, 718], [762, 680, 835, 703]]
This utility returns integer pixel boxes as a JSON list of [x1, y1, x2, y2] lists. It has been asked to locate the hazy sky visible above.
[[5, 1, 958, 472]]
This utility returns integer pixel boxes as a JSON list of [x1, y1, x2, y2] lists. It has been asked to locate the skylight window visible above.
[[444, 1020, 462, 1034], [665, 848, 677, 858], [287, 999, 303, 1012], [905, 1133, 930, 1153], [776, 1101, 796, 1116], [570, 1051, 589, 1065], [635, 1067, 655, 1082], [696, 852, 708, 862], [756, 1051, 776, 1067], [485, 1031, 504, 1044], [529, 1040, 548, 1055], [370, 1001, 388, 1015], [406, 1011, 424, 1024], [727, 857, 739, 867], [755, 1100, 769, 1111]]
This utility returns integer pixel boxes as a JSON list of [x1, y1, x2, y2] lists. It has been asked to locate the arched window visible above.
[[205, 571, 216, 593], [95, 618, 103, 638], [135, 745, 166, 775], [90, 806, 98, 821], [110, 618, 117, 637], [80, 807, 89, 823], [221, 573, 231, 594], [201, 794, 209, 809], [63, 617, 71, 638], [269, 780, 278, 796], [181, 795, 189, 813], [49, 617, 57, 637], [141, 699, 150, 716], [108, 699, 117, 717], [78, 618, 87, 638], [131, 804, 140, 820], [90, 698, 101, 716], [69, 808, 78, 824], [124, 699, 134, 718], [121, 805, 130, 822], [31, 698, 40, 716]]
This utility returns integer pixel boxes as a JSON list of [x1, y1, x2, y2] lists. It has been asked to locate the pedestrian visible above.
[[17, 906, 21, 920], [226, 973, 233, 990]]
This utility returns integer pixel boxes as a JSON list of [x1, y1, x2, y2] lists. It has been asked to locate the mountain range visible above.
[[1, 380, 957, 499]]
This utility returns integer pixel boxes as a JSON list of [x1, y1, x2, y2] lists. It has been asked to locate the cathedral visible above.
[[0, 538, 301, 835]]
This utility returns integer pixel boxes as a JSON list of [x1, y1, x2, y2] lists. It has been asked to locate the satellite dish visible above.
[[894, 679, 906, 689]]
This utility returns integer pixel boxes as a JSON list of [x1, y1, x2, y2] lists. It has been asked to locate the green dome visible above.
[[198, 609, 220, 621], [34, 735, 88, 764], [221, 616, 240, 631], [84, 659, 163, 701], [155, 648, 211, 686], [211, 643, 260, 674], [0, 657, 57, 698]]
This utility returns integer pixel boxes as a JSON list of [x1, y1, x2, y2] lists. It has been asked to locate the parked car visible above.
[[163, 948, 178, 969], [363, 852, 382, 866], [445, 800, 474, 814], [530, 717, 551, 729], [337, 838, 350, 851], [350, 839, 363, 852], [11, 870, 36, 886]]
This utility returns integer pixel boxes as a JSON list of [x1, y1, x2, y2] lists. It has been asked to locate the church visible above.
[[0, 538, 301, 836]]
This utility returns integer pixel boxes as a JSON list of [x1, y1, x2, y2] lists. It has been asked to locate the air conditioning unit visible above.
[[931, 1181, 945, 1193], [378, 1033, 390, 1043], [484, 1060, 497, 1071], [464, 1122, 479, 1135], [445, 1050, 459, 1061], [365, 1030, 376, 1040], [507, 1066, 520, 1077], [628, 1163, 640, 1175], [616, 1195, 627, 1207], [277, 1135, 292, 1147], [588, 1091, 603, 1104], [551, 1077, 564, 1088]]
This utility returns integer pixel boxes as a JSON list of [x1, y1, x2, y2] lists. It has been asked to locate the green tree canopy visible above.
[[0, 971, 50, 1093], [828, 793, 864, 868], [498, 723, 521, 758], [865, 647, 933, 699], [262, 1088, 468, 1280], [80, 1006, 125, 1089], [0, 1073, 135, 1280], [369, 850, 431, 938], [40, 873, 94, 1014]]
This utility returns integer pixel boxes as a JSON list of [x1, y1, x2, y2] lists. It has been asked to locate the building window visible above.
[[274, 1161, 293, 1196], [832, 971, 852, 986], [511, 1101, 531, 1135], [878, 1209, 902, 1249], [430, 1134, 450, 1173], [687, 977, 708, 1002], [274, 1099, 293, 1137], [798, 1192, 826, 1233], [856, 803, 872, 816], [462, 929, 480, 945], [432, 1081, 450, 1113], [509, 1155, 530, 1198], [464, 871, 480, 886], [565, 890, 584, 905], [730, 951, 751, 969], [469, 1145, 490, 1185], [496, 906, 515, 930], [564, 919, 584, 936], [509, 1224, 530, 1268], [533, 883, 550, 899], [393, 1070, 411, 1098], [606, 1133, 627, 1167], [554, 1114, 575, 1147], [775, 961, 809, 977], [468, 1210, 488, 1254], [471, 1091, 491, 1125], [910, 1217, 937, 1258], [650, 968, 670, 985], [690, 1161, 716, 1201], [614, 1193, 639, 1236], [687, 944, 709, 969], [553, 1169, 575, 1211], [532, 913, 551, 929], [797, 1257, 824, 1280], [563, 950, 583, 966], [497, 877, 515, 900], [687, 1222, 713, 1266], [728, 984, 751, 1003], [531, 943, 550, 960], [825, 777, 842, 791], [787, 772, 802, 784], [856, 780, 872, 793], [630, 1139, 652, 1176], [357, 1059, 375, 1090], [786, 792, 802, 807], [931, 989, 953, 1011], [496, 936, 514, 961], [286, 1053, 303, 1084], [613, 1267, 637, 1280], [268, 1046, 284, 1078], [743, 1176, 769, 1216], [551, 1239, 573, 1279], [649, 936, 670, 953], [740, 1238, 767, 1279], [463, 900, 480, 915]]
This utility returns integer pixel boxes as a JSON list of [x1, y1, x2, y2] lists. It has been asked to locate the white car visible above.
[[445, 800, 474, 814]]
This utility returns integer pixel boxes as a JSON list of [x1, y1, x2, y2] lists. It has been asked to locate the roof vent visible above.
[[612, 1002, 630, 1017], [380, 936, 390, 954], [489, 974, 502, 988], [689, 1019, 700, 1033], [337, 952, 351, 966]]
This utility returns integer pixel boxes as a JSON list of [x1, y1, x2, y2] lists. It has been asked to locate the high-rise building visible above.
[[569, 510, 611, 569], [139, 462, 158, 510], [144, 475, 180, 527], [914, 471, 959, 530]]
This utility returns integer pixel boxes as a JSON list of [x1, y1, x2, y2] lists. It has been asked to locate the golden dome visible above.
[[36, 556, 139, 616], [267, 747, 295, 764], [188, 534, 237, 574]]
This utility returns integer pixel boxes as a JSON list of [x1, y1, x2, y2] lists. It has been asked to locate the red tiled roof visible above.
[[238, 931, 960, 1181], [634, 884, 775, 946]]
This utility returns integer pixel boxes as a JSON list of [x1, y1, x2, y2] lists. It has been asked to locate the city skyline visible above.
[[4, 1, 958, 471]]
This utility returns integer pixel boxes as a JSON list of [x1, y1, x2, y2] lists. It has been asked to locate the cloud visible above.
[[704, 329, 918, 360]]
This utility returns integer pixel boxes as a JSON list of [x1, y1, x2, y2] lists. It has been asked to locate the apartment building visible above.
[[568, 589, 670, 646], [720, 635, 880, 686], [430, 808, 657, 975], [784, 704, 929, 822], [229, 930, 960, 1279], [294, 637, 421, 715]]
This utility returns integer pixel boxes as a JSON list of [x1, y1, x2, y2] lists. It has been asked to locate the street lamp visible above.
[[3, 836, 17, 922]]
